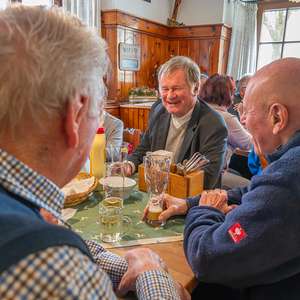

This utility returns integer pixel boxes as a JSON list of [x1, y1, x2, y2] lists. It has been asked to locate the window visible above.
[[257, 0, 300, 70]]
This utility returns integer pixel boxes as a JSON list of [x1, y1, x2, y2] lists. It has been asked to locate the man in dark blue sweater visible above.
[[143, 57, 300, 299]]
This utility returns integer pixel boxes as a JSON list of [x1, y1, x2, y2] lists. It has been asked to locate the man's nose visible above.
[[167, 89, 176, 98]]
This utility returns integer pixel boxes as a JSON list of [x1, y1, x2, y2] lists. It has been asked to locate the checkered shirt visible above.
[[0, 149, 180, 299]]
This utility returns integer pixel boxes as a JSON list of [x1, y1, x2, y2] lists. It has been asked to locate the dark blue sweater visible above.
[[184, 130, 300, 299]]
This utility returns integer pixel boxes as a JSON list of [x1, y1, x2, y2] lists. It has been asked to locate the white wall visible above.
[[101, 0, 173, 24], [176, 0, 223, 26], [101, 0, 234, 26]]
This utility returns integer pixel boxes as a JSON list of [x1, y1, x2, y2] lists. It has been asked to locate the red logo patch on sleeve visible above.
[[228, 222, 247, 244]]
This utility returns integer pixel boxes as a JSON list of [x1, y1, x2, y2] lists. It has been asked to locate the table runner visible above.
[[67, 174, 186, 249]]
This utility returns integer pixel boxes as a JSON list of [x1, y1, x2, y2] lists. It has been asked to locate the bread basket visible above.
[[64, 172, 98, 207]]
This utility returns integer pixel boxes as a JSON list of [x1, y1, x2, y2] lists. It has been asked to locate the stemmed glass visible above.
[[143, 155, 170, 227]]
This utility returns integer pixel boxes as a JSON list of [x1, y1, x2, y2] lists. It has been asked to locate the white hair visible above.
[[158, 56, 200, 94], [237, 73, 253, 93], [0, 4, 109, 138]]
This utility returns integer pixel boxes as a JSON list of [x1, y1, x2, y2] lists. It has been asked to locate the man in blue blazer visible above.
[[125, 56, 228, 190]]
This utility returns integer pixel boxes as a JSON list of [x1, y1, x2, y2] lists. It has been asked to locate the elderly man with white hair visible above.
[[0, 4, 189, 300]]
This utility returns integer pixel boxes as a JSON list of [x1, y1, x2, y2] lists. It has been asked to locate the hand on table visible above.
[[174, 280, 191, 300], [116, 248, 168, 298], [123, 161, 132, 176], [199, 189, 237, 215], [142, 194, 188, 222]]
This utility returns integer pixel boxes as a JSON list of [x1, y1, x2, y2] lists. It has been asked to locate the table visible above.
[[67, 173, 199, 294]]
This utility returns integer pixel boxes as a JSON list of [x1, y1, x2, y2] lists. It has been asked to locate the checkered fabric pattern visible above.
[[0, 149, 180, 299]]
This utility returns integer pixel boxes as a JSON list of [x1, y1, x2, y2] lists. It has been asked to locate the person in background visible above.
[[200, 73, 208, 87], [144, 57, 300, 299], [0, 4, 188, 300], [228, 73, 254, 180], [100, 109, 124, 161], [124, 56, 228, 190], [199, 74, 253, 189], [227, 73, 252, 120]]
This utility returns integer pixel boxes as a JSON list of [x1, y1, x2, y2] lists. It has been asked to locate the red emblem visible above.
[[228, 222, 246, 244]]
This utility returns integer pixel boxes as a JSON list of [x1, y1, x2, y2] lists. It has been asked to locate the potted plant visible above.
[[129, 86, 159, 103]]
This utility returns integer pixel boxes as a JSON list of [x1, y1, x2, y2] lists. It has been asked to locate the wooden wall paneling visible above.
[[117, 28, 125, 102], [144, 109, 150, 132], [160, 38, 169, 66], [124, 29, 135, 102], [133, 31, 142, 88], [148, 35, 156, 88], [105, 27, 118, 101], [138, 108, 145, 133], [169, 40, 179, 57], [179, 39, 190, 57], [189, 39, 200, 68], [102, 10, 171, 37], [120, 107, 129, 129], [128, 107, 134, 129], [141, 34, 149, 87], [209, 38, 220, 75], [133, 108, 139, 129], [219, 38, 230, 75], [198, 39, 211, 75], [153, 37, 162, 89]]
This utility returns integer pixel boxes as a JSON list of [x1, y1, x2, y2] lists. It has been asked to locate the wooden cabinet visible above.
[[120, 103, 153, 133]]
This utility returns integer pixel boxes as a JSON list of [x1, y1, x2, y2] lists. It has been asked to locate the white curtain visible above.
[[227, 1, 258, 81], [63, 0, 101, 34]]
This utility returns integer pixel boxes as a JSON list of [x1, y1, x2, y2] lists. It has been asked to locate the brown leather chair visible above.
[[123, 129, 140, 150]]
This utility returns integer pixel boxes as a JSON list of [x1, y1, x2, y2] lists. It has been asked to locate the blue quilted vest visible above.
[[0, 185, 93, 273]]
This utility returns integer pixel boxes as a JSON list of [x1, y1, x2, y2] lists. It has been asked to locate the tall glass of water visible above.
[[143, 155, 170, 227]]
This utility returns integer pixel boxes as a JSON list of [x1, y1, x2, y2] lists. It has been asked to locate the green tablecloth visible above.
[[67, 174, 186, 248]]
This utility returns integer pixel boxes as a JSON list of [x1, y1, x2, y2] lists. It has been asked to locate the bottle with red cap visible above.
[[90, 127, 106, 190]]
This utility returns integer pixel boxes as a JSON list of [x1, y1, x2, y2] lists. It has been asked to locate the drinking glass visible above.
[[143, 155, 170, 227], [99, 198, 131, 242], [102, 162, 125, 201]]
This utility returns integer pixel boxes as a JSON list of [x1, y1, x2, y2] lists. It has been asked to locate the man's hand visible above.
[[116, 248, 168, 298], [40, 208, 58, 225], [142, 194, 188, 222], [174, 280, 191, 300], [199, 189, 237, 215], [123, 161, 132, 176]]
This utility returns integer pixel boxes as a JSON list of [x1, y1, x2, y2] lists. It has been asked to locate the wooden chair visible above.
[[123, 129, 140, 150]]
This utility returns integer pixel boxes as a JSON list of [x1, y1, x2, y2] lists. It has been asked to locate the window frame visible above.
[[256, 0, 300, 70]]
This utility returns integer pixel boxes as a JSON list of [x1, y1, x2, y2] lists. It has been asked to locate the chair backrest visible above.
[[123, 129, 140, 150]]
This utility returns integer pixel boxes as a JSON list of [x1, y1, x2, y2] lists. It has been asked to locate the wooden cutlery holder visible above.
[[138, 164, 204, 199]]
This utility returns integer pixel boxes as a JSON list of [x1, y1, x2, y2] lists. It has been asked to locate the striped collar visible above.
[[0, 148, 67, 225]]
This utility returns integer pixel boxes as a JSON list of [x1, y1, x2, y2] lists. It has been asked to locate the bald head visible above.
[[241, 58, 300, 156], [247, 58, 300, 114]]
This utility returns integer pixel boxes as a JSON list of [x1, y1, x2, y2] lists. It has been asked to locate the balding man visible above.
[[144, 58, 300, 299]]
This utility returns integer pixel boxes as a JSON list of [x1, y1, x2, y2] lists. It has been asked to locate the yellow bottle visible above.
[[90, 127, 106, 191]]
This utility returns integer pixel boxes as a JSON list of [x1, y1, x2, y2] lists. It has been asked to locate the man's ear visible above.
[[269, 103, 288, 135], [64, 89, 89, 148], [193, 82, 200, 96]]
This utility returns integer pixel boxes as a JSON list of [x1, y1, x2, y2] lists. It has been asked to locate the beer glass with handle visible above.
[[143, 155, 170, 227], [99, 162, 131, 242]]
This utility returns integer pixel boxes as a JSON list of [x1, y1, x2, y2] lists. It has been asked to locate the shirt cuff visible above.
[[128, 161, 136, 174], [136, 270, 180, 300]]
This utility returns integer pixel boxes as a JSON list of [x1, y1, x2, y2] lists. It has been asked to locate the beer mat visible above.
[[66, 174, 186, 248]]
